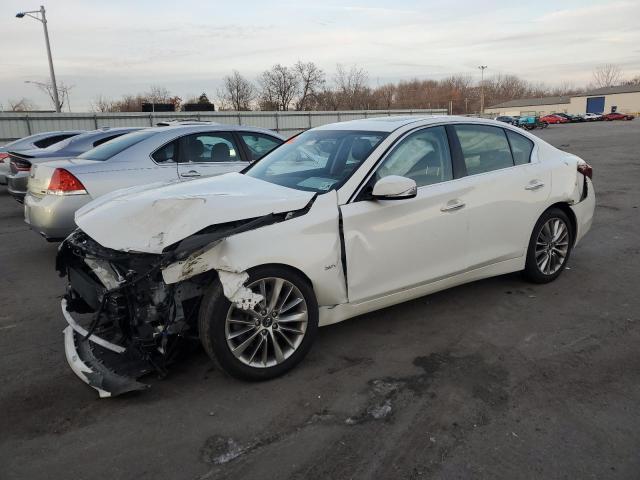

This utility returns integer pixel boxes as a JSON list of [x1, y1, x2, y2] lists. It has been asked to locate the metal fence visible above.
[[0, 109, 448, 144]]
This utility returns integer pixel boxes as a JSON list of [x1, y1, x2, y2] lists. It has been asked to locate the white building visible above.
[[486, 85, 640, 117]]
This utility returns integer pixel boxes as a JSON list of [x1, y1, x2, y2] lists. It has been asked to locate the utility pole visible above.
[[478, 65, 487, 116], [16, 6, 61, 112]]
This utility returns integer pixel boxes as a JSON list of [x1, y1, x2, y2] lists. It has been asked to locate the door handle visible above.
[[180, 170, 201, 178], [525, 180, 545, 191], [441, 200, 466, 212]]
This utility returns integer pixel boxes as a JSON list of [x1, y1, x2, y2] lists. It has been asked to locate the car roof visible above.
[[313, 115, 522, 133], [141, 124, 285, 139], [83, 127, 143, 136]]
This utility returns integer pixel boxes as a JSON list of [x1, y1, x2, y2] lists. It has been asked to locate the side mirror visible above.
[[371, 175, 417, 200]]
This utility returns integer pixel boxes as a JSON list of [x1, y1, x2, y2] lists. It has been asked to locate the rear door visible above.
[[449, 124, 551, 269], [176, 132, 248, 180]]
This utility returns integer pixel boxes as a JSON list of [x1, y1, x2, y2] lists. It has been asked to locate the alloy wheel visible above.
[[225, 277, 308, 368], [535, 218, 569, 275]]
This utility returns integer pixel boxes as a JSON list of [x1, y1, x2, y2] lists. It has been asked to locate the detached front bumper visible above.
[[62, 299, 151, 398]]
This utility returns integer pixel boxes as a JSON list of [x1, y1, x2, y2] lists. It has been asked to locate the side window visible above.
[[454, 124, 514, 175], [93, 134, 124, 147], [375, 126, 453, 187], [506, 130, 534, 165], [240, 133, 282, 160], [180, 133, 240, 163], [152, 140, 178, 163]]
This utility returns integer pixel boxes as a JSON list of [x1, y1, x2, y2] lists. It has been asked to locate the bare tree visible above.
[[220, 71, 255, 110], [592, 64, 622, 88], [8, 97, 36, 111], [143, 85, 182, 110], [259, 64, 298, 111], [28, 80, 74, 111], [334, 64, 370, 109], [294, 61, 325, 110], [623, 75, 640, 86], [91, 95, 118, 112], [370, 83, 395, 109], [145, 85, 172, 103]]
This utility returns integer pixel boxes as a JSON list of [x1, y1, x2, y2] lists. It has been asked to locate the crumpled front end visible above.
[[57, 230, 207, 397]]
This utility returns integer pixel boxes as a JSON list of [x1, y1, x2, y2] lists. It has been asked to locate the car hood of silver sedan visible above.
[[75, 172, 316, 254]]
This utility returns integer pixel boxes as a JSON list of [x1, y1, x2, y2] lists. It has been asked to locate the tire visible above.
[[198, 265, 319, 381], [523, 208, 574, 284]]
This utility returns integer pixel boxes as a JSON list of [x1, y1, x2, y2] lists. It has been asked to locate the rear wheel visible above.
[[523, 208, 573, 283], [198, 265, 318, 380]]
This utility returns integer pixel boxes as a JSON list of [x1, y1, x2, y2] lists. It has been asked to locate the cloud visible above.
[[2, 0, 639, 110]]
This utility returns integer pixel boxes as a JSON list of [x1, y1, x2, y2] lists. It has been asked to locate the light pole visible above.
[[16, 6, 61, 112], [478, 65, 487, 116]]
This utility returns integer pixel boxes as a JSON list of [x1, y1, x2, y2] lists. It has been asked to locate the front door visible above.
[[177, 132, 248, 180], [340, 126, 468, 303]]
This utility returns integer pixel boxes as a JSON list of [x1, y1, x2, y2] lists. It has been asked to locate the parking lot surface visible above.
[[1, 121, 639, 479]]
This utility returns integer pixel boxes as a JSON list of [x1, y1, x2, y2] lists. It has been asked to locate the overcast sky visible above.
[[2, 0, 639, 111]]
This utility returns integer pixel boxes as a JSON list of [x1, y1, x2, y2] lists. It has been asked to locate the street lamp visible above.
[[15, 5, 61, 112], [478, 65, 487, 115]]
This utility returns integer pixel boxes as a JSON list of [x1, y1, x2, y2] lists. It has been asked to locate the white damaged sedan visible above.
[[56, 116, 595, 397]]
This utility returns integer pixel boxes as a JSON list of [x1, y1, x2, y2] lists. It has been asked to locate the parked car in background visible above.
[[602, 112, 635, 121], [583, 113, 602, 121], [553, 113, 583, 123], [539, 115, 567, 124], [55, 116, 595, 397], [6, 127, 142, 202], [494, 116, 516, 125], [0, 130, 84, 184], [24, 125, 284, 240]]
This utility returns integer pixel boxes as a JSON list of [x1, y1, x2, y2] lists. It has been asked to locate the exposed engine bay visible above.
[[57, 230, 206, 396], [56, 203, 315, 397]]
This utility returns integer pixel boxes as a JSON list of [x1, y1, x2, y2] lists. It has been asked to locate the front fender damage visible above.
[[217, 270, 263, 310], [58, 198, 319, 397]]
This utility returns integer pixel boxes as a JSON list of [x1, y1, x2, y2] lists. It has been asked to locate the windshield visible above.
[[77, 130, 155, 161], [245, 130, 387, 193]]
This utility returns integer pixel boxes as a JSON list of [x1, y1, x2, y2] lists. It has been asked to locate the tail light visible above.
[[0, 153, 8, 163], [578, 162, 592, 179], [47, 168, 87, 195], [10, 158, 31, 172]]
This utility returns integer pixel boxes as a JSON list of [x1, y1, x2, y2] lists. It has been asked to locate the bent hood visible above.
[[75, 172, 315, 254]]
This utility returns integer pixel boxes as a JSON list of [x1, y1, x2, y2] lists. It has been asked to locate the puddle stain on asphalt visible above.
[[199, 351, 509, 471]]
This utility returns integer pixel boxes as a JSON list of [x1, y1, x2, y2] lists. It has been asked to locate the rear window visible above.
[[506, 130, 534, 165], [240, 133, 283, 160], [33, 134, 78, 149], [77, 130, 155, 161], [454, 124, 513, 175]]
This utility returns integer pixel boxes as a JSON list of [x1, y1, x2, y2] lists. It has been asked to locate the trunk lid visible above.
[[75, 172, 316, 254], [28, 159, 100, 198]]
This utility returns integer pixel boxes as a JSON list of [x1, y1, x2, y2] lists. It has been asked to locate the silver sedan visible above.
[[7, 127, 141, 202], [24, 124, 284, 240]]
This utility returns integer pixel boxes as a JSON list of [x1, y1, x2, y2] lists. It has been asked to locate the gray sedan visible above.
[[1, 130, 84, 184], [24, 124, 284, 240], [7, 127, 142, 202]]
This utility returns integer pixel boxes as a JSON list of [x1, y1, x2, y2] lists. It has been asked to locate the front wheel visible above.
[[198, 266, 319, 380], [523, 209, 573, 284]]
